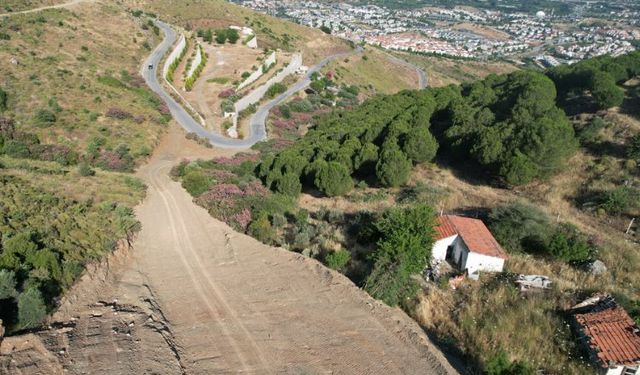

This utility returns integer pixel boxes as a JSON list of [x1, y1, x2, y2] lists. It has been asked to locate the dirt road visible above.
[[1, 124, 457, 374], [126, 126, 458, 374], [0, 0, 91, 17]]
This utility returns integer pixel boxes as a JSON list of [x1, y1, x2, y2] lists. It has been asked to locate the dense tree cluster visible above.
[[445, 70, 577, 185], [0, 177, 140, 332], [257, 90, 441, 196], [547, 51, 640, 109]]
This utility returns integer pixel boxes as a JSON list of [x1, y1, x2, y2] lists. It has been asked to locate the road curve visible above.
[[144, 21, 357, 149], [384, 52, 428, 89]]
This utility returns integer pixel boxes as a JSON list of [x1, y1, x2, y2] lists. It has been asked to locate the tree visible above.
[[365, 204, 435, 306], [403, 126, 438, 163], [590, 71, 624, 109], [17, 287, 47, 330], [203, 29, 213, 43], [314, 161, 353, 197], [275, 172, 302, 196], [319, 25, 331, 34], [226, 28, 240, 44], [376, 144, 411, 187], [215, 29, 227, 44], [0, 269, 17, 299]]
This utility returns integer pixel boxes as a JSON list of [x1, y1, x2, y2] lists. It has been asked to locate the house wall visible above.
[[432, 235, 457, 261], [606, 366, 640, 375], [463, 252, 505, 274]]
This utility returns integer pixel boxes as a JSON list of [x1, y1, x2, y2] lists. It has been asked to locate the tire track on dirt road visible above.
[[145, 160, 271, 373]]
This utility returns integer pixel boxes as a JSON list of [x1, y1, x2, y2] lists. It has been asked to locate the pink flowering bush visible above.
[[105, 107, 133, 120], [218, 88, 236, 98], [213, 152, 259, 167]]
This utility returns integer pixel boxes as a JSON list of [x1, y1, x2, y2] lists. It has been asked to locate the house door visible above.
[[445, 245, 454, 262]]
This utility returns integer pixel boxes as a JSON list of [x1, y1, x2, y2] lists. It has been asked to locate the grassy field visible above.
[[323, 46, 421, 95], [396, 52, 519, 87], [0, 2, 167, 162]]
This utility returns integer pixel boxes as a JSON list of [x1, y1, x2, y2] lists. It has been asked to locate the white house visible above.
[[432, 215, 507, 277]]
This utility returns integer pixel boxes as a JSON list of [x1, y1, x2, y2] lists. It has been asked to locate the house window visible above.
[[623, 366, 638, 375]]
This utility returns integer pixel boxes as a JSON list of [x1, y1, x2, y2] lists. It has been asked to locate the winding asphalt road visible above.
[[144, 21, 358, 149]]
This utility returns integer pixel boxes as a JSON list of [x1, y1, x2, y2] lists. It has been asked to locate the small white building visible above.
[[432, 215, 507, 277]]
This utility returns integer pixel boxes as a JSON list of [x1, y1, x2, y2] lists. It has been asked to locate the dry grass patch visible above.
[[397, 52, 519, 87]]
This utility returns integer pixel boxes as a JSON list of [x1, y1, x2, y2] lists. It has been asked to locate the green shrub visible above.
[[248, 211, 276, 244], [3, 140, 31, 158], [546, 224, 594, 263], [325, 250, 351, 273], [365, 204, 435, 306], [599, 186, 639, 215], [266, 83, 287, 98], [488, 201, 551, 254], [0, 88, 7, 112], [34, 109, 56, 126], [627, 134, 640, 161], [17, 287, 47, 330], [78, 162, 95, 177], [0, 269, 17, 299], [181, 169, 213, 197], [578, 117, 606, 145], [484, 350, 535, 375]]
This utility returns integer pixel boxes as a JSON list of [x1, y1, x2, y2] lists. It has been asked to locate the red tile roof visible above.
[[574, 298, 640, 368], [434, 215, 507, 259]]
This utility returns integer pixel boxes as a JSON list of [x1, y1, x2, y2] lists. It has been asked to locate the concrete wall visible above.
[[234, 53, 302, 114], [162, 33, 186, 78], [432, 235, 457, 261], [186, 43, 202, 79], [226, 53, 303, 138], [246, 36, 258, 49], [237, 51, 276, 90]]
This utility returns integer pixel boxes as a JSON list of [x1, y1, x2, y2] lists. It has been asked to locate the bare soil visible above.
[[0, 122, 458, 374]]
